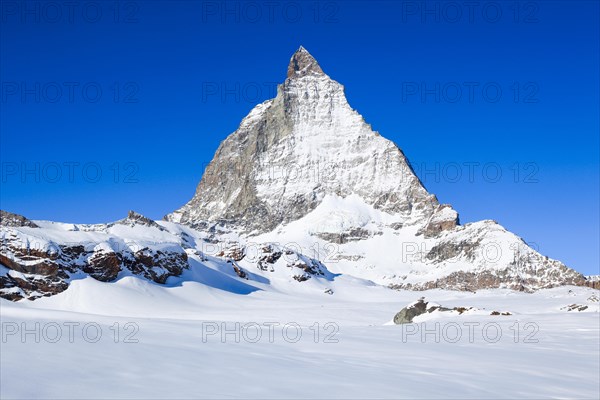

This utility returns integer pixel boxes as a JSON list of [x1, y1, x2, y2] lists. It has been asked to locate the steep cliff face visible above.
[[166, 46, 440, 234]]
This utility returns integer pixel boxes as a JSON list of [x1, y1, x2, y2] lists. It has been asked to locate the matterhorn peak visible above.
[[162, 47, 585, 296], [286, 46, 324, 78], [167, 46, 439, 233]]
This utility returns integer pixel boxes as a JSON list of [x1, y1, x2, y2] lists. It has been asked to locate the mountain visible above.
[[0, 47, 594, 301], [166, 46, 440, 234], [166, 47, 588, 292]]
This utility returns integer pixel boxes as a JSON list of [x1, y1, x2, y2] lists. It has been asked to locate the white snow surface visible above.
[[2, 215, 597, 398], [1, 281, 598, 399]]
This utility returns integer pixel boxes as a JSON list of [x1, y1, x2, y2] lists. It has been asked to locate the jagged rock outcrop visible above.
[[314, 228, 382, 244], [418, 204, 459, 238], [117, 210, 167, 230], [0, 210, 335, 301], [216, 244, 246, 262], [584, 275, 600, 290], [287, 45, 324, 78], [84, 248, 122, 282], [0, 273, 69, 301], [0, 210, 39, 228], [0, 211, 188, 300], [253, 243, 327, 281], [561, 304, 589, 312], [393, 298, 512, 324], [393, 298, 430, 324]]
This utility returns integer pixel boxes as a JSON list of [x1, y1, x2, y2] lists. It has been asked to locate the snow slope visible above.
[[1, 283, 598, 399], [253, 194, 587, 291]]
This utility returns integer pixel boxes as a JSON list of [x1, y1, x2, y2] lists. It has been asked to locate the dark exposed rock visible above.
[[389, 266, 587, 292], [418, 204, 459, 238], [583, 275, 600, 290], [0, 246, 61, 276], [0, 210, 39, 228], [217, 245, 245, 261], [0, 229, 189, 300], [293, 274, 310, 282], [314, 228, 381, 244], [388, 222, 403, 230], [393, 298, 509, 324], [232, 264, 248, 279], [84, 251, 122, 282], [0, 272, 69, 301], [260, 245, 282, 263], [125, 247, 188, 284], [117, 211, 166, 231], [287, 45, 324, 79], [562, 304, 589, 312], [425, 240, 481, 263], [0, 275, 25, 300], [237, 243, 327, 281], [257, 245, 282, 271], [290, 260, 324, 276], [393, 298, 430, 324]]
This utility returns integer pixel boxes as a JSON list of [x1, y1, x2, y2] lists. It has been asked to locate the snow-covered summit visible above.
[[164, 47, 590, 292], [166, 46, 439, 234]]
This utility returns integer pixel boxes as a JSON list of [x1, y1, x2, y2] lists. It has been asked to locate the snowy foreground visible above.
[[1, 278, 599, 399]]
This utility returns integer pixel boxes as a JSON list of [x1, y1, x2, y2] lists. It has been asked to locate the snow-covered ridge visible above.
[[0, 210, 338, 301], [1, 204, 593, 302]]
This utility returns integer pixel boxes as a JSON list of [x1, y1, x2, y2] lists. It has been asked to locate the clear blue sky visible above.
[[1, 1, 598, 275]]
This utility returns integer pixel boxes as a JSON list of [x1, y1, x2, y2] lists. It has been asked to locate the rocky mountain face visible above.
[[166, 46, 440, 234], [585, 275, 600, 290], [0, 210, 39, 228], [0, 211, 186, 300]]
